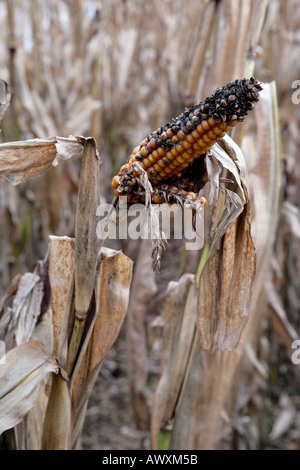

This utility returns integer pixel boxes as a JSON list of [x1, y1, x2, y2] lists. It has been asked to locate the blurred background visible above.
[[0, 0, 300, 450]]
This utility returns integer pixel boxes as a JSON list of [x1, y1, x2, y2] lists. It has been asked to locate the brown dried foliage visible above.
[[0, 0, 299, 451]]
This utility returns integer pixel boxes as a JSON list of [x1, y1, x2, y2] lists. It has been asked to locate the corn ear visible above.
[[112, 78, 262, 195]]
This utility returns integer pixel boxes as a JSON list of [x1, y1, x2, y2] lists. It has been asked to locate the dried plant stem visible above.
[[169, 248, 210, 449], [67, 138, 101, 377], [41, 373, 71, 450]]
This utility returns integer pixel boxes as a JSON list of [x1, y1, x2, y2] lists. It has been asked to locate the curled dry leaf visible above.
[[0, 341, 58, 435], [0, 136, 87, 186], [53, 135, 85, 166], [0, 139, 57, 186], [206, 134, 248, 248]]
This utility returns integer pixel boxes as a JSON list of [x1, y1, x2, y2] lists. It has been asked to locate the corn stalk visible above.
[[0, 136, 133, 449], [0, 0, 299, 451]]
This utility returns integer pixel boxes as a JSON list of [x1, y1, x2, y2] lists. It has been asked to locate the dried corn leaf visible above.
[[247, 82, 281, 264], [0, 341, 58, 435], [0, 136, 85, 186], [1, 271, 44, 346], [0, 139, 57, 186], [70, 247, 133, 447], [74, 137, 101, 319], [207, 134, 248, 248], [151, 274, 198, 449], [240, 81, 283, 348], [11, 272, 44, 346], [53, 136, 84, 166], [15, 309, 55, 449], [15, 375, 50, 450]]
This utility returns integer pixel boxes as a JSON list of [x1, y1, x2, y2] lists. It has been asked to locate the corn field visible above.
[[0, 0, 300, 451]]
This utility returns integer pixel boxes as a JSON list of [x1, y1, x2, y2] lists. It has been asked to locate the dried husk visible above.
[[196, 184, 256, 351], [195, 133, 256, 351], [0, 341, 58, 435]]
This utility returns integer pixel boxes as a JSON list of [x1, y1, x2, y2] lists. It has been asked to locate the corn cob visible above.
[[112, 77, 262, 202]]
